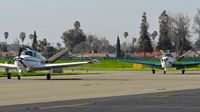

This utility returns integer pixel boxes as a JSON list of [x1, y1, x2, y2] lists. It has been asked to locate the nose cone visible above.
[[161, 57, 168, 62], [161, 57, 172, 68]]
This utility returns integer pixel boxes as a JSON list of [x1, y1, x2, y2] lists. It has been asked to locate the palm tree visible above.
[[56, 42, 61, 49], [124, 32, 129, 43], [123, 32, 129, 53], [29, 34, 34, 39], [19, 32, 26, 45], [4, 32, 9, 44], [74, 21, 80, 31]]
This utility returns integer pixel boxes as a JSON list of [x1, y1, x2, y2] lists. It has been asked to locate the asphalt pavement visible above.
[[0, 89, 200, 112]]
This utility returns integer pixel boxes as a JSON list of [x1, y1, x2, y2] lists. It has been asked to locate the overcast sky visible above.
[[0, 0, 199, 46]]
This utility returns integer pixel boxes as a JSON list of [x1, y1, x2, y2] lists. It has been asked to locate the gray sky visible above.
[[0, 0, 199, 46]]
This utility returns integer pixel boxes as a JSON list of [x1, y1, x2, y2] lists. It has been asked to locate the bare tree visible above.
[[193, 9, 200, 49], [169, 13, 192, 54]]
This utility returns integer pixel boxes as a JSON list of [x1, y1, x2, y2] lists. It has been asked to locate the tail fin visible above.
[[46, 48, 69, 63], [176, 50, 192, 61], [159, 50, 165, 56]]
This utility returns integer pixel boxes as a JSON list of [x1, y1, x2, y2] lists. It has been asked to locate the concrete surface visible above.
[[0, 71, 200, 106], [1, 89, 200, 112]]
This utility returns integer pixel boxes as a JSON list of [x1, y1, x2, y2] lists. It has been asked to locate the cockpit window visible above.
[[164, 54, 173, 57], [22, 51, 33, 57]]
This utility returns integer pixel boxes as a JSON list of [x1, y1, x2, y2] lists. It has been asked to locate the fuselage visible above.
[[14, 50, 46, 72], [160, 53, 176, 69]]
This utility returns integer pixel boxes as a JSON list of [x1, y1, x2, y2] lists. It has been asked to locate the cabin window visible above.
[[24, 51, 33, 57]]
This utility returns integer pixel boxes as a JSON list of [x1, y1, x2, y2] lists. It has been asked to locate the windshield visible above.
[[22, 50, 33, 57], [164, 53, 173, 58], [21, 50, 45, 60]]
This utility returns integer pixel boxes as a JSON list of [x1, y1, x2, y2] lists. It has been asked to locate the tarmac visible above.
[[0, 89, 200, 112], [0, 70, 200, 111]]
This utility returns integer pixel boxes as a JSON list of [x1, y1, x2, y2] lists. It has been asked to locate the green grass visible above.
[[159, 93, 177, 97], [144, 93, 177, 99], [59, 60, 134, 71]]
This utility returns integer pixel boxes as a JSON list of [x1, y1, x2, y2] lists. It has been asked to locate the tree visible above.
[[116, 36, 121, 57], [61, 21, 86, 51], [56, 42, 61, 49], [0, 44, 7, 52], [169, 13, 192, 54], [74, 21, 80, 31], [124, 32, 129, 44], [123, 32, 129, 54], [32, 31, 38, 51], [193, 9, 200, 49], [19, 32, 26, 45], [72, 34, 113, 53], [124, 32, 129, 39], [29, 34, 34, 39], [157, 10, 173, 51], [138, 12, 153, 56], [4, 32, 9, 44]]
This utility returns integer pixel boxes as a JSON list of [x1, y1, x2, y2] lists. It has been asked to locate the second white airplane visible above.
[[122, 50, 200, 74]]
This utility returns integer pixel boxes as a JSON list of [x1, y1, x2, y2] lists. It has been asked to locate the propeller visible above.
[[14, 47, 27, 69]]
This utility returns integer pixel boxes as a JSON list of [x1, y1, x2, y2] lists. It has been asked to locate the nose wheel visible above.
[[164, 70, 166, 74], [152, 69, 155, 74], [182, 69, 185, 74], [17, 75, 21, 80]]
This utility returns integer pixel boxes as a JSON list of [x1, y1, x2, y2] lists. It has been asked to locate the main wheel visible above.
[[182, 70, 185, 74], [17, 75, 21, 80], [47, 73, 51, 80], [7, 73, 11, 79], [152, 70, 155, 74]]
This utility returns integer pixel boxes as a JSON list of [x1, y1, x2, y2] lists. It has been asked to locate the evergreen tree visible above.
[[116, 36, 121, 57], [138, 12, 153, 56], [157, 10, 173, 51], [32, 31, 38, 51]]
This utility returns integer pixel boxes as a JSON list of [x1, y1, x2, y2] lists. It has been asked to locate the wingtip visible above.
[[90, 59, 100, 64]]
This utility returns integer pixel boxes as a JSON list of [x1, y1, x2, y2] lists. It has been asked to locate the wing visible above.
[[0, 63, 17, 69], [32, 61, 93, 71], [121, 60, 162, 68], [172, 62, 200, 69]]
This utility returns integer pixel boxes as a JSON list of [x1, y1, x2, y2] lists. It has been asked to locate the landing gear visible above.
[[17, 74, 21, 80], [6, 73, 11, 79], [47, 73, 51, 80], [152, 69, 155, 74], [5, 68, 11, 79], [182, 69, 185, 74], [164, 71, 166, 74]]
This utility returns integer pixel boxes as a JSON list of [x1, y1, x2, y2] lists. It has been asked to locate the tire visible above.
[[182, 70, 185, 74], [17, 75, 21, 80], [7, 73, 11, 79], [47, 73, 51, 80], [164, 71, 166, 74], [152, 70, 155, 74]]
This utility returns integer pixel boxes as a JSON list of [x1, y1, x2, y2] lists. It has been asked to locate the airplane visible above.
[[121, 50, 200, 74], [0, 48, 98, 80]]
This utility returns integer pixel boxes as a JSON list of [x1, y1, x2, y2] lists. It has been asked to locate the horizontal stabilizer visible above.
[[46, 48, 69, 63]]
